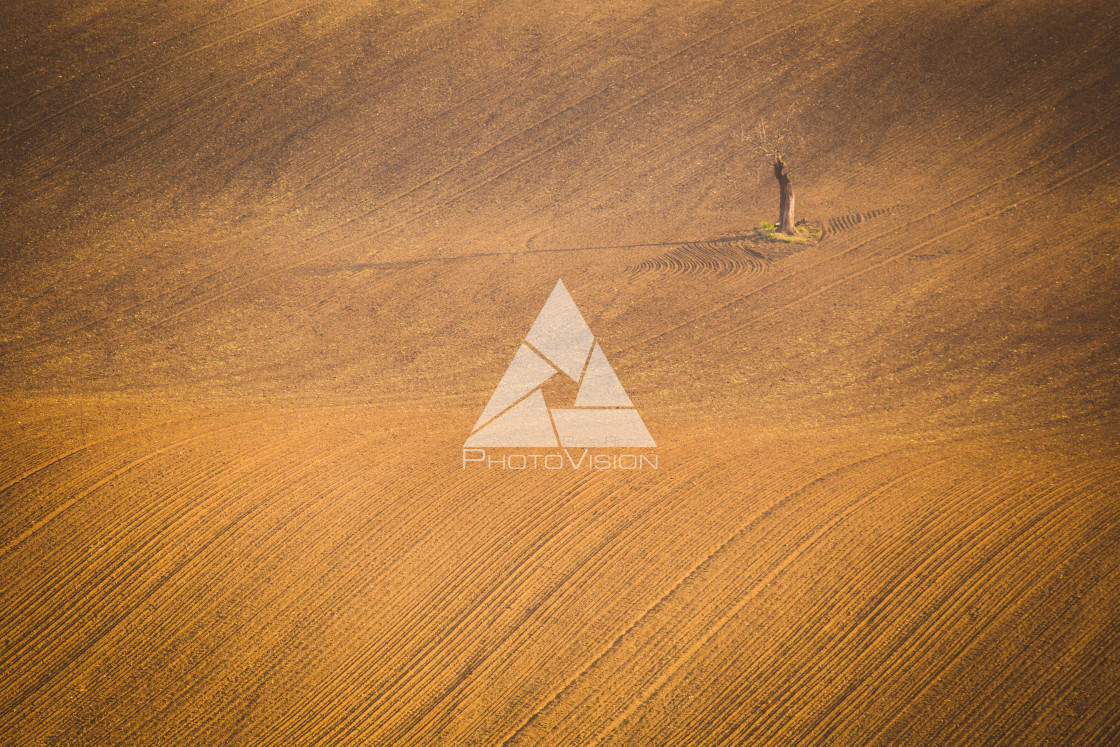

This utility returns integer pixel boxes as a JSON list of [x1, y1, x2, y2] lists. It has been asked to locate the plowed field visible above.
[[2, 0, 1119, 744]]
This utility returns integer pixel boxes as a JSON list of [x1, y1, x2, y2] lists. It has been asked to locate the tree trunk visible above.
[[774, 156, 795, 234]]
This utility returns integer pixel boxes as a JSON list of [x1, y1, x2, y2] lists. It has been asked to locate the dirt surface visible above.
[[2, 0, 1119, 744]]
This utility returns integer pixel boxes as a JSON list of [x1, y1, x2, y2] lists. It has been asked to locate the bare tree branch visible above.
[[741, 117, 801, 235]]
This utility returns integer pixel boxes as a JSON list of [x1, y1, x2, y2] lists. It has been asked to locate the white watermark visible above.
[[463, 448, 658, 470], [464, 280, 657, 463]]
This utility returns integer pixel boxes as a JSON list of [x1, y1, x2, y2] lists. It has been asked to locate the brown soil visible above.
[[2, 0, 1119, 744]]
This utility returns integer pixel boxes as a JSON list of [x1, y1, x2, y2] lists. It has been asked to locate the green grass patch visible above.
[[753, 221, 822, 244]]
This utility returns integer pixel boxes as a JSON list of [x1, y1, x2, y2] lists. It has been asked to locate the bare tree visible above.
[[743, 124, 797, 235]]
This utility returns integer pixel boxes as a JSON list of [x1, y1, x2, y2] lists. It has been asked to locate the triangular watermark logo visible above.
[[466, 280, 655, 448]]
